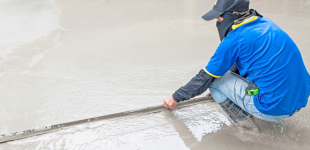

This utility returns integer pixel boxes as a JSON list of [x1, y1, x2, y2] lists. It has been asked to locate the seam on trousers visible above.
[[233, 79, 245, 110], [229, 71, 251, 103], [242, 93, 250, 112], [219, 74, 250, 115]]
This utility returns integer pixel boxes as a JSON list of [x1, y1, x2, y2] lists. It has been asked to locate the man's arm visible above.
[[164, 35, 239, 109], [163, 69, 215, 109], [173, 69, 215, 102]]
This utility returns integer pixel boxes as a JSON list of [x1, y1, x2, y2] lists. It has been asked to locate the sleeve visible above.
[[172, 69, 214, 102], [204, 36, 239, 78]]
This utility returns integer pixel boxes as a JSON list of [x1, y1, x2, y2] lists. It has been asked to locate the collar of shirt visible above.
[[232, 16, 258, 30]]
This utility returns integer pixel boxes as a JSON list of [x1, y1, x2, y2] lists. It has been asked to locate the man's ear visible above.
[[217, 16, 224, 22]]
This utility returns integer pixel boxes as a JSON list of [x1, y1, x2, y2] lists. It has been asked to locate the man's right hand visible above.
[[163, 95, 178, 110]]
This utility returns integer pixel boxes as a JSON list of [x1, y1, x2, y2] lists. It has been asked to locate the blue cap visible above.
[[202, 0, 250, 21]]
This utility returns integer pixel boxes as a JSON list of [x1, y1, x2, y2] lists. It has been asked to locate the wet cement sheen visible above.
[[0, 0, 310, 149]]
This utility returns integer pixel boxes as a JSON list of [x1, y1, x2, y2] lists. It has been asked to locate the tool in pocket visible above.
[[245, 83, 259, 95]]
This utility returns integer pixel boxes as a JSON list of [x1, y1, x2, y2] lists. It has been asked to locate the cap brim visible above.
[[202, 9, 224, 21]]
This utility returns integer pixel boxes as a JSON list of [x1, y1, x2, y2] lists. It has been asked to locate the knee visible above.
[[209, 78, 220, 95], [209, 87, 227, 104], [209, 77, 220, 89]]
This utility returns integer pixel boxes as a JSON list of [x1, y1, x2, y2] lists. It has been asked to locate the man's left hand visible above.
[[163, 95, 178, 109]]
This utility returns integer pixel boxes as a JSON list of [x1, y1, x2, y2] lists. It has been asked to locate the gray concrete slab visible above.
[[0, 0, 310, 149]]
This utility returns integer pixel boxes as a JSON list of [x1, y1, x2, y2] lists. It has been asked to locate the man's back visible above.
[[231, 17, 310, 115]]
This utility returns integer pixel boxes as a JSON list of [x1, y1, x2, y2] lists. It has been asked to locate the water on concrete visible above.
[[0, 0, 310, 149]]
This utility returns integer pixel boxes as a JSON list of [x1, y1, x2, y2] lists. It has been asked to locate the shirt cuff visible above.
[[172, 93, 181, 103]]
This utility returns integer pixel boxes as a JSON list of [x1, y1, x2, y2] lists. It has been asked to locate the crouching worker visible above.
[[163, 0, 310, 127]]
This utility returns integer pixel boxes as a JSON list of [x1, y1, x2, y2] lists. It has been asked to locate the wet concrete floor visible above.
[[0, 0, 310, 149]]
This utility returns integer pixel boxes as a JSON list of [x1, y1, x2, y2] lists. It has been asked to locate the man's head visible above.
[[202, 0, 249, 21], [202, 0, 250, 41]]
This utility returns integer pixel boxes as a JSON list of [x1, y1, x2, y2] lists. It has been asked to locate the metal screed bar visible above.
[[0, 96, 214, 143]]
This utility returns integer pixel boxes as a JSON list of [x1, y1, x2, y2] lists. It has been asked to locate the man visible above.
[[163, 0, 310, 125]]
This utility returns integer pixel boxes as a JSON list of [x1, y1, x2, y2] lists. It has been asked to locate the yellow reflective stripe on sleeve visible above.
[[203, 68, 221, 78], [232, 16, 258, 30]]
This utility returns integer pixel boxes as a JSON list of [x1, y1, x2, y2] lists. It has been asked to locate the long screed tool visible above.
[[0, 96, 214, 143]]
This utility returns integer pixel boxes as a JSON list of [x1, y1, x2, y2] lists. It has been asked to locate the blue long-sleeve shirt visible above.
[[205, 17, 310, 115], [174, 17, 310, 116]]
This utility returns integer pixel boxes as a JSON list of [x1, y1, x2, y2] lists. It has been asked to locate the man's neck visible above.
[[233, 10, 254, 25]]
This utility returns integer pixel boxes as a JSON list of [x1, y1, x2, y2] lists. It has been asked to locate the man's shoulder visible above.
[[223, 17, 284, 44], [232, 17, 287, 42], [244, 17, 282, 32]]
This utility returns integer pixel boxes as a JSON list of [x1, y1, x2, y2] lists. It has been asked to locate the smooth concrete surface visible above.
[[0, 0, 310, 149]]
